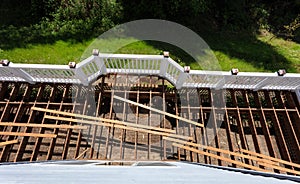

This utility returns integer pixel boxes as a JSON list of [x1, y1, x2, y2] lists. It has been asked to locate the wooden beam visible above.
[[162, 79, 167, 160], [209, 89, 222, 165], [32, 107, 176, 133], [28, 85, 53, 162], [44, 115, 193, 140], [0, 84, 19, 162], [46, 84, 68, 161], [0, 132, 57, 138], [105, 74, 117, 160], [133, 76, 140, 159], [0, 139, 19, 147], [113, 95, 204, 127], [243, 91, 261, 154], [197, 88, 209, 164], [224, 108, 236, 166], [237, 148, 300, 170], [275, 91, 300, 161], [265, 91, 292, 162], [230, 90, 248, 151], [0, 122, 87, 130], [147, 76, 153, 160], [172, 143, 267, 172], [90, 79, 104, 159], [253, 92, 277, 158]]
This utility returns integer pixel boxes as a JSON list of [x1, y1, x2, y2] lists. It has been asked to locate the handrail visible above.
[[0, 53, 299, 92]]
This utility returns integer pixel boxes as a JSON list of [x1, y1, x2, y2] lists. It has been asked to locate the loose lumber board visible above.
[[75, 148, 91, 160], [44, 115, 193, 141], [172, 143, 267, 172], [0, 122, 87, 130], [0, 139, 19, 147], [31, 107, 175, 133], [113, 95, 203, 127], [164, 137, 276, 166], [0, 132, 57, 138], [237, 148, 300, 170], [166, 137, 300, 175]]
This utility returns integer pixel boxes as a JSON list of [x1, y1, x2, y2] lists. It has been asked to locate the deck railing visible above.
[[1, 53, 299, 92]]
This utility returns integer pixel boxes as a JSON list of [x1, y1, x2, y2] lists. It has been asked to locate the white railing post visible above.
[[95, 56, 107, 74], [176, 72, 188, 89], [159, 56, 169, 77], [74, 54, 106, 86], [75, 68, 89, 86]]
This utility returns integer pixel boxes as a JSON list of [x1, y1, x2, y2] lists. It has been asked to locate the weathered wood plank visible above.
[[0, 132, 57, 138], [0, 122, 87, 130], [166, 137, 300, 175], [0, 139, 19, 147], [75, 148, 91, 160], [113, 95, 203, 127], [44, 115, 192, 140], [173, 143, 267, 172], [32, 107, 175, 133], [237, 148, 300, 170]]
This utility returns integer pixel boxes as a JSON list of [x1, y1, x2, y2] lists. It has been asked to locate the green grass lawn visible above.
[[0, 40, 92, 65], [0, 32, 299, 73], [257, 34, 300, 72]]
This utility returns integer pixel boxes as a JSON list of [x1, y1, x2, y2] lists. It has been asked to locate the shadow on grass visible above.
[[144, 31, 295, 72], [0, 25, 97, 50], [143, 41, 197, 66], [203, 32, 295, 72], [0, 24, 295, 73]]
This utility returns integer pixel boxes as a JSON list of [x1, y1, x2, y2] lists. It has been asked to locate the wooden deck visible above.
[[0, 74, 299, 175]]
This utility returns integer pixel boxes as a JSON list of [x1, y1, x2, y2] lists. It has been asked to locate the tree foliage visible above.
[[0, 0, 122, 49], [0, 0, 299, 45]]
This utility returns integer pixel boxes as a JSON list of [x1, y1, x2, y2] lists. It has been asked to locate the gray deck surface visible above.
[[0, 160, 298, 184]]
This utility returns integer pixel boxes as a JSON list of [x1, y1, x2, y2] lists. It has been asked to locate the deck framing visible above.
[[0, 74, 299, 175]]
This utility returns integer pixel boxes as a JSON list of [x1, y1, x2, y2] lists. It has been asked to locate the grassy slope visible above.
[[0, 32, 299, 73], [0, 40, 92, 65], [258, 34, 300, 72]]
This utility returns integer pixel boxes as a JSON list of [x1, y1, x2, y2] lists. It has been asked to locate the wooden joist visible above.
[[165, 137, 300, 175], [0, 132, 57, 138], [113, 95, 204, 127], [31, 107, 175, 133], [0, 139, 19, 147], [0, 122, 87, 130], [173, 143, 267, 172], [44, 115, 193, 140]]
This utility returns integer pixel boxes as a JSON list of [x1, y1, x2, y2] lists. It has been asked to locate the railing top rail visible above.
[[99, 53, 164, 59], [7, 63, 71, 70], [189, 70, 300, 77]]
